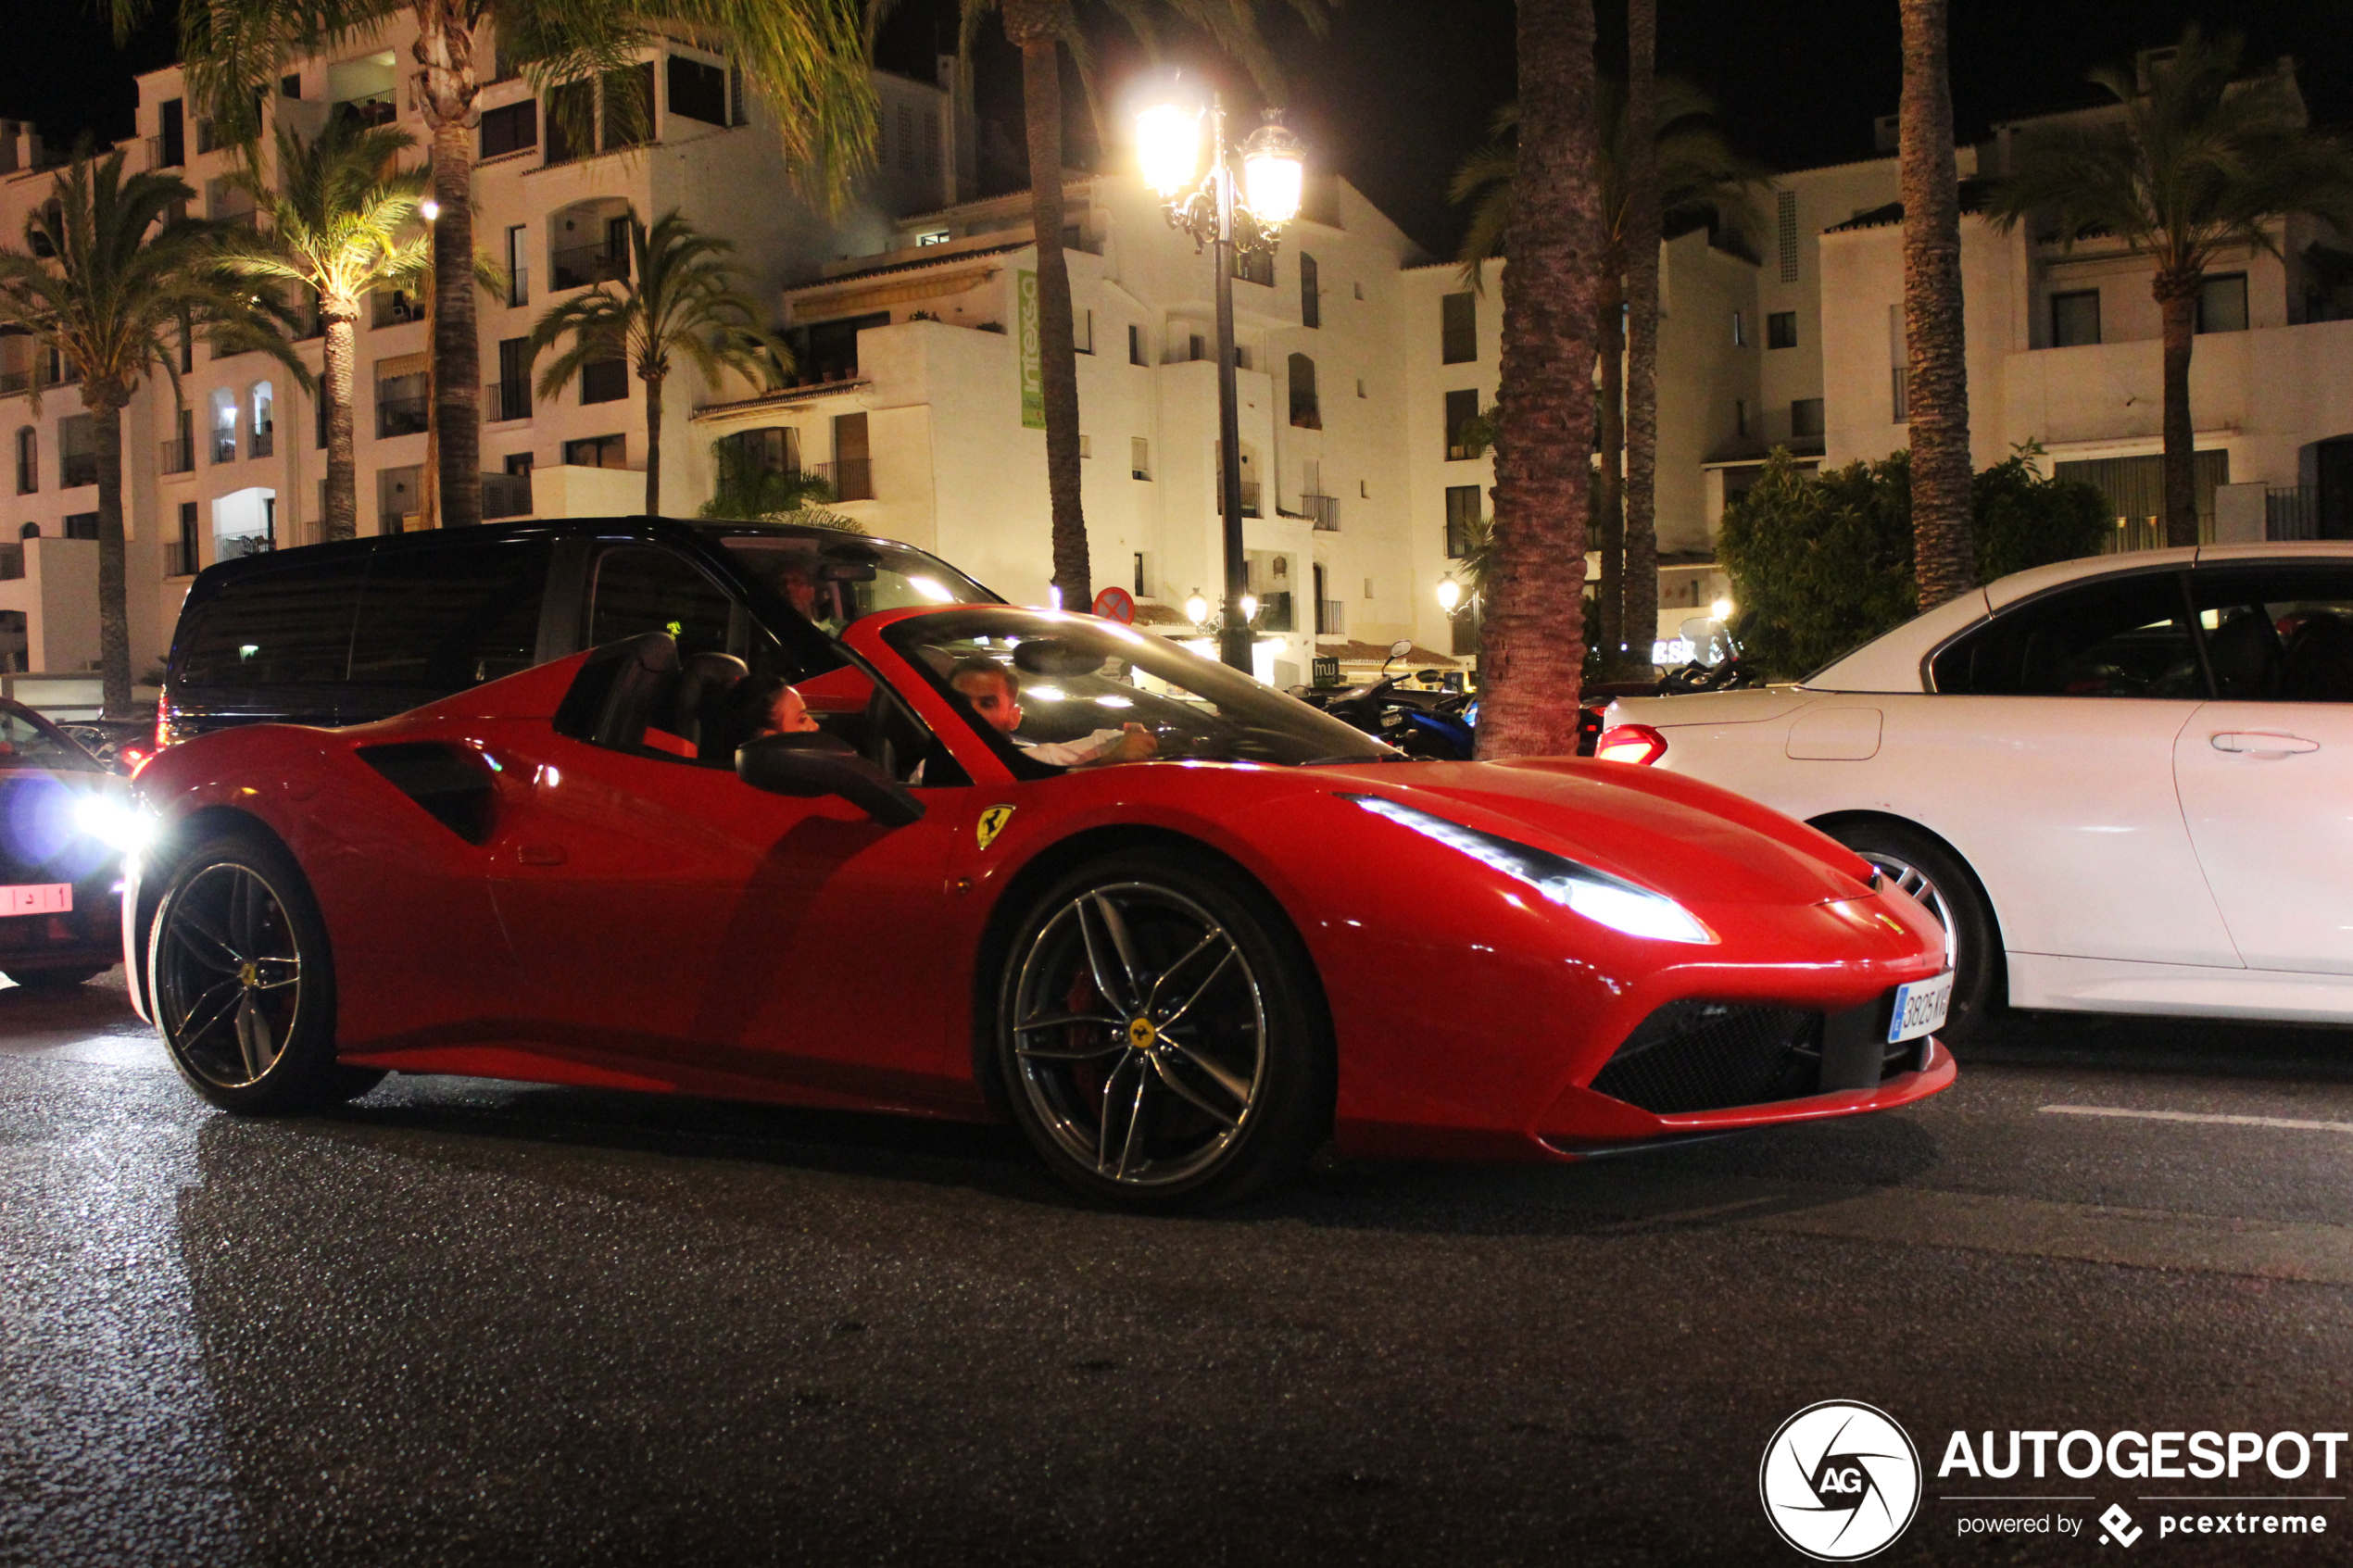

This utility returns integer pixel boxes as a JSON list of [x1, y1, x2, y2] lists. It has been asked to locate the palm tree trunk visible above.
[[644, 370, 665, 515], [321, 307, 359, 540], [1621, 0, 1662, 671], [89, 395, 131, 716], [415, 2, 481, 530], [1006, 3, 1089, 608], [1593, 257, 1626, 666], [1898, 0, 1975, 608], [2156, 273, 2199, 547], [1478, 0, 1601, 759]]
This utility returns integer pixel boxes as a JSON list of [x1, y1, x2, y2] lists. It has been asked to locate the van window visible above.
[[174, 556, 368, 687], [589, 546, 734, 661], [349, 537, 553, 691]]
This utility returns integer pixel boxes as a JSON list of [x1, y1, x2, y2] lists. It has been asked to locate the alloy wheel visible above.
[[1007, 881, 1268, 1188], [156, 861, 308, 1090], [1860, 850, 1959, 968]]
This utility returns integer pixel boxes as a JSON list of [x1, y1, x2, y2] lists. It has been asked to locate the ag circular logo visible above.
[[1759, 1400, 1921, 1561]]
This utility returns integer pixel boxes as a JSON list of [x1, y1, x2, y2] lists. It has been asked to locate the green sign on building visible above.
[[1017, 269, 1044, 430]]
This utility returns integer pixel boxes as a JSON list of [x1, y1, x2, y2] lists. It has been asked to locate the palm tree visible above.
[[1898, 0, 1974, 605], [0, 149, 298, 715], [529, 210, 787, 515], [1453, 84, 1759, 672], [213, 117, 430, 542], [870, 0, 1331, 611], [1988, 27, 2353, 548], [1621, 0, 1661, 673], [1476, 0, 1601, 759], [133, 0, 875, 531]]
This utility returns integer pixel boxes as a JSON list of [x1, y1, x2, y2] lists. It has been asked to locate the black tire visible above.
[[992, 849, 1333, 1212], [5, 965, 107, 990], [1823, 819, 2001, 1049], [148, 831, 346, 1113]]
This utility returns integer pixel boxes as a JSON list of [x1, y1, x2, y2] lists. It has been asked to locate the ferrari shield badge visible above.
[[975, 805, 1016, 851]]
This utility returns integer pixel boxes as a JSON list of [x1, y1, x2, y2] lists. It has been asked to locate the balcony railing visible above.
[[159, 437, 194, 474], [0, 370, 27, 397], [333, 98, 397, 131], [2269, 485, 2319, 542], [211, 430, 238, 464], [62, 454, 97, 488], [1315, 598, 1345, 635], [483, 470, 534, 519], [164, 540, 197, 578], [550, 244, 629, 292], [1239, 480, 1261, 519], [250, 425, 274, 459], [805, 458, 874, 501], [372, 292, 424, 329], [1298, 493, 1339, 531], [377, 395, 429, 439], [486, 381, 532, 422]]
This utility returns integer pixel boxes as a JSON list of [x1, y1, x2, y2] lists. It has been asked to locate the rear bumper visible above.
[[0, 893, 124, 977]]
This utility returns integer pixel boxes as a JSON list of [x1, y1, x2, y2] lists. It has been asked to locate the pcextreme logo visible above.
[[1760, 1400, 1924, 1561]]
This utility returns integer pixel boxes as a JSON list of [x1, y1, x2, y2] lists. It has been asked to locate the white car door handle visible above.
[[2210, 731, 2321, 756]]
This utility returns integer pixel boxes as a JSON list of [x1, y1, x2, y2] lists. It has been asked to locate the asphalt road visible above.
[[9, 974, 2353, 1567]]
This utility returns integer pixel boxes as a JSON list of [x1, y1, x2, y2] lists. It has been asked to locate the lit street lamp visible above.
[[1138, 85, 1305, 672], [1436, 577, 1464, 615]]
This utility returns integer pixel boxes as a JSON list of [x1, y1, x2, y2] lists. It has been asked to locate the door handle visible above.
[[2210, 732, 2321, 756], [516, 842, 568, 865]]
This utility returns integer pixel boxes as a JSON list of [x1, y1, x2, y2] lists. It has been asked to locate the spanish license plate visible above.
[[2, 884, 71, 917], [1887, 971, 1953, 1044]]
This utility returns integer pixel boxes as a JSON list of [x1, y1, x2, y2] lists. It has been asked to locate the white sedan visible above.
[[1602, 544, 2353, 1044]]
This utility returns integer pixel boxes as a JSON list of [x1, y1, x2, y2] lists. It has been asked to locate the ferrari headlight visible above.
[[73, 794, 155, 855], [1341, 793, 1715, 944]]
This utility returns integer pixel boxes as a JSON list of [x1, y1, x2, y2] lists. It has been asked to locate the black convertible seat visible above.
[[672, 652, 749, 762], [2205, 610, 2282, 700], [2283, 611, 2353, 701], [552, 633, 680, 753]]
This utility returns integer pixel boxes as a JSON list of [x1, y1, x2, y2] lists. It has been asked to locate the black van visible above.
[[158, 519, 999, 746]]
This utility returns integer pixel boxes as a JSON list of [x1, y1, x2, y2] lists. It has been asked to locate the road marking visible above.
[[2042, 1104, 2353, 1135]]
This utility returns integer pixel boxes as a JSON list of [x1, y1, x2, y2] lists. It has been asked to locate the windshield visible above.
[[716, 533, 996, 632], [0, 706, 101, 772], [883, 608, 1392, 770]]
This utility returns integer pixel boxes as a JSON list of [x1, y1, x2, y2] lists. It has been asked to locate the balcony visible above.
[[62, 454, 97, 488], [483, 469, 534, 519], [159, 437, 194, 474], [486, 381, 531, 422], [372, 291, 424, 330], [376, 395, 429, 439], [210, 429, 238, 465], [550, 244, 628, 292], [1291, 493, 1340, 531], [1315, 598, 1345, 635], [250, 424, 274, 459], [805, 458, 873, 501], [333, 97, 397, 131], [164, 540, 197, 578], [0, 370, 29, 398]]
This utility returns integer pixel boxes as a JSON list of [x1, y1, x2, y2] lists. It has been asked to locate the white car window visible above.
[[1931, 572, 2201, 698], [2190, 567, 2353, 702]]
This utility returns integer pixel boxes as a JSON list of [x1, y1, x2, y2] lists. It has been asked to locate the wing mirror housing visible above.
[[736, 734, 925, 827]]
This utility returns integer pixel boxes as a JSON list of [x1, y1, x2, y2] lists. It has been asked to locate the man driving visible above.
[[949, 657, 1156, 767]]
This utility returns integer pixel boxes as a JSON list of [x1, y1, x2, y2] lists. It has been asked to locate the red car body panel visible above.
[[129, 610, 1954, 1160]]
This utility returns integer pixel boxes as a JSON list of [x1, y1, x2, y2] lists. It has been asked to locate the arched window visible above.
[[1288, 353, 1320, 430], [1299, 253, 1319, 329], [209, 387, 239, 463], [249, 382, 275, 458], [12, 427, 32, 495]]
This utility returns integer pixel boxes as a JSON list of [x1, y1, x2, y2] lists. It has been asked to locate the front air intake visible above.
[[1587, 1000, 1821, 1114]]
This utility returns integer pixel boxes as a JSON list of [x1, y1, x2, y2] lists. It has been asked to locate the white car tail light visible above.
[[1596, 723, 1667, 766]]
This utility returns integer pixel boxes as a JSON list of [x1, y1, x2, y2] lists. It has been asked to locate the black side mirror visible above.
[[736, 734, 925, 827]]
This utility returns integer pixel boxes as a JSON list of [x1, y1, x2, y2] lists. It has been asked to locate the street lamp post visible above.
[[1139, 91, 1304, 672]]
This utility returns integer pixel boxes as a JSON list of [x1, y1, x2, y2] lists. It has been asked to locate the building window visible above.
[[1731, 309, 1744, 346], [1776, 190, 1799, 282], [1188, 333, 1207, 363], [545, 80, 595, 166], [1130, 437, 1151, 481], [158, 99, 184, 167], [171, 500, 199, 577], [55, 415, 94, 488], [1791, 398, 1825, 439], [1234, 250, 1273, 287], [563, 433, 626, 469], [602, 62, 656, 152], [1074, 308, 1093, 355], [2051, 289, 2101, 347], [1445, 484, 1481, 558], [507, 224, 529, 306], [667, 55, 727, 126], [480, 100, 537, 159], [1133, 552, 1146, 596], [62, 512, 98, 541], [580, 357, 629, 404], [1128, 323, 1145, 366], [831, 411, 872, 500], [1288, 353, 1319, 429], [378, 463, 423, 532], [2198, 272, 2248, 334], [12, 428, 32, 495], [1891, 366, 1910, 423], [249, 383, 275, 458], [1300, 252, 1319, 328], [1735, 398, 1749, 439], [496, 337, 532, 421], [1767, 310, 1798, 350], [1441, 292, 1477, 364], [1444, 388, 1482, 459], [374, 358, 429, 438]]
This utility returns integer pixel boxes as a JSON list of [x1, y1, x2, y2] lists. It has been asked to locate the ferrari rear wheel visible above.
[[151, 833, 352, 1113], [995, 851, 1332, 1211], [1825, 819, 2000, 1049]]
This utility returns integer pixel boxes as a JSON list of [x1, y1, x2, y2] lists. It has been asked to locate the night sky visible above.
[[7, 0, 2347, 257]]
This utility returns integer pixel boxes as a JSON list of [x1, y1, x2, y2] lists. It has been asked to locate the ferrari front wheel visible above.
[[994, 852, 1332, 1211], [150, 833, 356, 1113]]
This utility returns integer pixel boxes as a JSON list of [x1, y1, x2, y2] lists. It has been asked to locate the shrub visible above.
[[1719, 445, 2116, 678]]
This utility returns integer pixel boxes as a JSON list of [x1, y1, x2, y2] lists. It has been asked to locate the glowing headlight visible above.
[[1341, 793, 1714, 944], [73, 794, 156, 855]]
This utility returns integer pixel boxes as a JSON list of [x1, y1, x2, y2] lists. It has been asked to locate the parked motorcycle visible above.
[[1296, 640, 1478, 759], [1574, 616, 1762, 753]]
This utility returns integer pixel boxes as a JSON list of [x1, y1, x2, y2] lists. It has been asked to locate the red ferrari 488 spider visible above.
[[127, 606, 1954, 1209]]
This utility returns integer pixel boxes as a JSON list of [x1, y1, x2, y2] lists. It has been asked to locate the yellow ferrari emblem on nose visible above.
[[975, 805, 1016, 851]]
